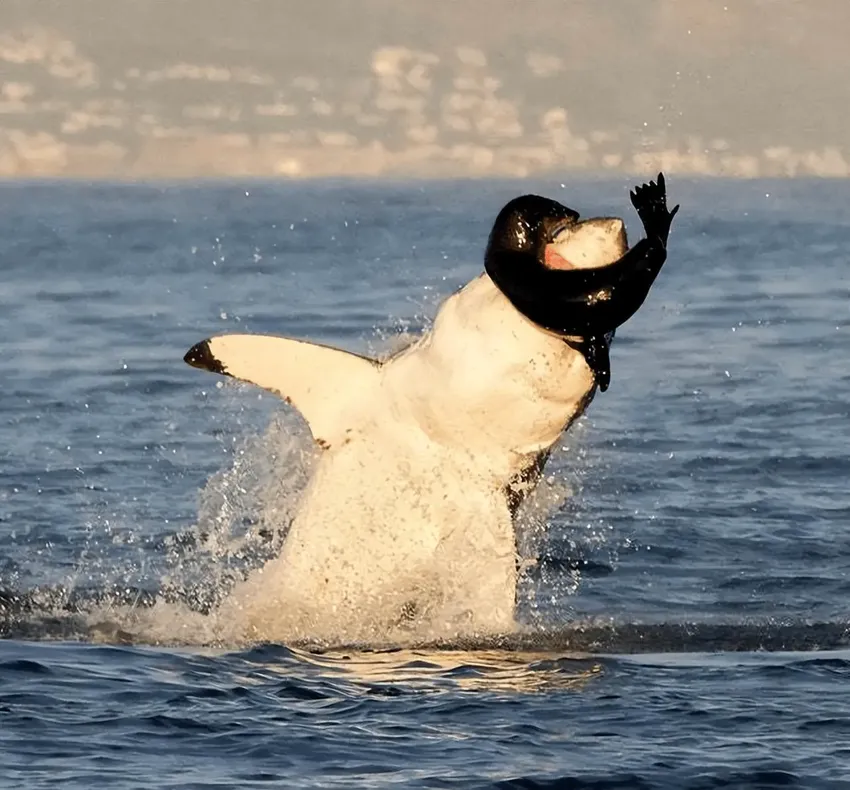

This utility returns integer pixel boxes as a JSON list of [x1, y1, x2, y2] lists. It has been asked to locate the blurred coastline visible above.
[[1, 0, 847, 180]]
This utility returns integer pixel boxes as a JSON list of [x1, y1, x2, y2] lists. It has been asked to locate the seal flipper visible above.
[[581, 335, 612, 392], [184, 334, 380, 448]]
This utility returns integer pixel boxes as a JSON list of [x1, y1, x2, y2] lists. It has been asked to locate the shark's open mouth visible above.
[[543, 246, 575, 270]]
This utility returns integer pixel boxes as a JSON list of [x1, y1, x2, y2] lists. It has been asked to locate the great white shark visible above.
[[183, 175, 679, 644]]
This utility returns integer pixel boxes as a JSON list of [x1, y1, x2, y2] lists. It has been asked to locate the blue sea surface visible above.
[[1, 177, 849, 788]]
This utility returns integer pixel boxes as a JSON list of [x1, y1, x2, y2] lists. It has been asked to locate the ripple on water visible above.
[[2, 180, 850, 788]]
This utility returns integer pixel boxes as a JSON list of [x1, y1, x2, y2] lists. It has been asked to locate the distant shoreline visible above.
[[4, 16, 850, 185], [1, 170, 848, 184]]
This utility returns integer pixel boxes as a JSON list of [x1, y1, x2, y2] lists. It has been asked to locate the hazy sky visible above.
[[1, 1, 847, 177]]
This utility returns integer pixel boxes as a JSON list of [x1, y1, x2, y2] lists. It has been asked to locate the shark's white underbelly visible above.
[[224, 422, 517, 644]]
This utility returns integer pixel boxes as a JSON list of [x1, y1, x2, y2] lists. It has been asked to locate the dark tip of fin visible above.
[[184, 340, 227, 375]]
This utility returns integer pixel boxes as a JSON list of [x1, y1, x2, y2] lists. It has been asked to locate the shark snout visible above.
[[547, 217, 628, 271]]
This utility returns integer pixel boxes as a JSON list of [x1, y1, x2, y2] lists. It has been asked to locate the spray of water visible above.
[[2, 301, 613, 648], [2, 412, 604, 647]]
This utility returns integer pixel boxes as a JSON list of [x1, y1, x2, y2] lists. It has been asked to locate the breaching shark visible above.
[[184, 175, 678, 644]]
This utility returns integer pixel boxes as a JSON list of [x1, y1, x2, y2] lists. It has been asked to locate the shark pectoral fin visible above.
[[184, 334, 380, 448]]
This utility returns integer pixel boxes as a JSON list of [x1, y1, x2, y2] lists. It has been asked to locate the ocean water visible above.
[[1, 177, 849, 788]]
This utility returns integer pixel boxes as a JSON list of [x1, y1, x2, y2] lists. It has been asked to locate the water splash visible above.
[[1, 297, 610, 648], [159, 412, 318, 612], [0, 409, 603, 648]]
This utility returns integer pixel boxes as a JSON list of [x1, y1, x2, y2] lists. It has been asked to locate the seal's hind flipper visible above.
[[184, 334, 380, 448]]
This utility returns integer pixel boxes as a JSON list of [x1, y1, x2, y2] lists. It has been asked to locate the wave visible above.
[[2, 584, 848, 655]]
